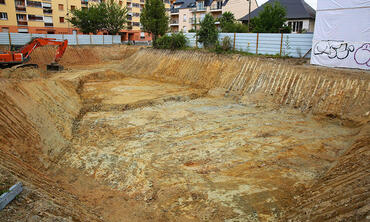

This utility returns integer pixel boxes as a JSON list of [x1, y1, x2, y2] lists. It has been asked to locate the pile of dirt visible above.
[[0, 67, 44, 79], [27, 45, 143, 69]]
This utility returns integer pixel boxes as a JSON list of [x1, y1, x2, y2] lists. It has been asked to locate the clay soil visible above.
[[0, 48, 368, 222]]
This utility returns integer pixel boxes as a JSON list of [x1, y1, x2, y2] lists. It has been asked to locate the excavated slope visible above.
[[0, 47, 369, 221], [123, 49, 369, 124]]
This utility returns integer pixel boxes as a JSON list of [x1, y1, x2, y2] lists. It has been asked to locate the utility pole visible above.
[[248, 0, 251, 32]]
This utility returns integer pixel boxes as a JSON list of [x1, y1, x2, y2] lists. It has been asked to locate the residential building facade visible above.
[[0, 0, 170, 41], [239, 0, 316, 33], [170, 0, 258, 33]]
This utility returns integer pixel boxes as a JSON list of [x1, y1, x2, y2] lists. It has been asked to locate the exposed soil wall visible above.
[[122, 49, 370, 124], [287, 125, 370, 221], [0, 47, 368, 221], [0, 79, 81, 168]]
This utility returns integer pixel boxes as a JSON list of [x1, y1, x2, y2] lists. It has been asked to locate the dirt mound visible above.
[[27, 45, 142, 69], [0, 67, 44, 79]]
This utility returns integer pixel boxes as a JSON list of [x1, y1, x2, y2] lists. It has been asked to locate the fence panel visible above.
[[77, 35, 91, 45], [113, 35, 121, 44], [283, 34, 313, 58], [184, 33, 197, 47], [63, 34, 77, 45], [180, 32, 313, 58], [10, 33, 31, 45], [46, 34, 63, 41], [0, 33, 125, 46], [257, 33, 282, 55], [91, 35, 103, 45], [0, 33, 9, 45], [234, 33, 258, 53]]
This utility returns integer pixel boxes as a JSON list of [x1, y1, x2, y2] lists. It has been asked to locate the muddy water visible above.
[[56, 77, 358, 221]]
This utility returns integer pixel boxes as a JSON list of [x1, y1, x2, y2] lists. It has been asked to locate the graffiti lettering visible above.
[[313, 40, 355, 60], [354, 43, 370, 67]]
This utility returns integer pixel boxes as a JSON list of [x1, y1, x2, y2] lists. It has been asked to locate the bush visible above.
[[155, 32, 187, 50], [221, 22, 249, 33], [222, 36, 232, 51], [197, 14, 218, 48]]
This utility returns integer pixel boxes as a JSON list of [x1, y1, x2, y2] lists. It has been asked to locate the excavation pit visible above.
[[0, 46, 369, 221]]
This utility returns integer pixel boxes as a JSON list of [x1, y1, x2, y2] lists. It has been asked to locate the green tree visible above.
[[219, 12, 235, 31], [68, 5, 105, 34], [251, 2, 290, 33], [140, 0, 169, 47], [218, 12, 249, 33], [100, 0, 128, 35], [197, 14, 218, 48]]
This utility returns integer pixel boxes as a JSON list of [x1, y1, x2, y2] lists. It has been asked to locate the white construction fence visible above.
[[0, 32, 121, 46], [183, 33, 314, 58]]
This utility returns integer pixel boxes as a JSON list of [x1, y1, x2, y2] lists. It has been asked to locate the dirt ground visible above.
[[0, 47, 369, 221]]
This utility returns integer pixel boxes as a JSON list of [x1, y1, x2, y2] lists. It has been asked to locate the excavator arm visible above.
[[19, 38, 68, 63]]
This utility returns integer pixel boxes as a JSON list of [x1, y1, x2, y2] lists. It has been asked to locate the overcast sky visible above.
[[256, 0, 317, 9]]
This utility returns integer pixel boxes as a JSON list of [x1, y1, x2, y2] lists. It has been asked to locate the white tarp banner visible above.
[[311, 0, 370, 70]]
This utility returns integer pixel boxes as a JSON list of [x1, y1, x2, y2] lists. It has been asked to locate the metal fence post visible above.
[[112, 35, 114, 44], [195, 34, 198, 48], [8, 32, 11, 50], [103, 35, 104, 45], [280, 33, 283, 56], [256, 33, 259, 54], [233, 33, 236, 51], [76, 34, 79, 45], [90, 34, 92, 44]]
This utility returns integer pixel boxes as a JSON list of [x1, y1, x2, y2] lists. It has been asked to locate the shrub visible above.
[[155, 32, 187, 50], [197, 14, 218, 48], [222, 36, 232, 51]]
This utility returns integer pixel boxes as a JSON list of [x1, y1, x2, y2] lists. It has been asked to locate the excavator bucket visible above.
[[47, 62, 64, 71]]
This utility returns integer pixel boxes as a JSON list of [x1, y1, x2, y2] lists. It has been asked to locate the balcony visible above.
[[170, 8, 179, 14], [170, 20, 178, 26], [191, 7, 206, 12], [15, 6, 27, 12], [210, 6, 222, 11], [43, 8, 52, 14], [190, 18, 199, 24], [140, 0, 144, 2], [44, 23, 53, 27], [17, 21, 28, 26]]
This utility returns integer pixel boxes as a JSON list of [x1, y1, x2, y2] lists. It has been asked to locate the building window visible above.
[[0, 12, 8, 20], [0, 0, 5, 4], [58, 4, 63, 10], [28, 14, 43, 21], [27, 0, 42, 7], [1, 27, 9, 32], [71, 5, 76, 10], [289, 21, 303, 33], [18, 28, 28, 33], [59, 17, 64, 23], [183, 14, 186, 22], [183, 26, 186, 32]]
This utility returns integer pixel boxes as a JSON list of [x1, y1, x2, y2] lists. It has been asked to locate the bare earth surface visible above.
[[55, 76, 357, 221], [0, 47, 368, 221]]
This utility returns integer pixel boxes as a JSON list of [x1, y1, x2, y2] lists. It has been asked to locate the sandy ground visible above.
[[0, 47, 368, 221], [48, 74, 357, 221]]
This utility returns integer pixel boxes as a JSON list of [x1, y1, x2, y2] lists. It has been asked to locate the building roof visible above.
[[239, 0, 316, 21]]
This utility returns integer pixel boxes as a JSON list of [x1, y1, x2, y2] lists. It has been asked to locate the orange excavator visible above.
[[0, 37, 68, 71]]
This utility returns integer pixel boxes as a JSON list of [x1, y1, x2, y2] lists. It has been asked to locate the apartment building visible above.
[[169, 0, 258, 33], [0, 0, 170, 41]]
